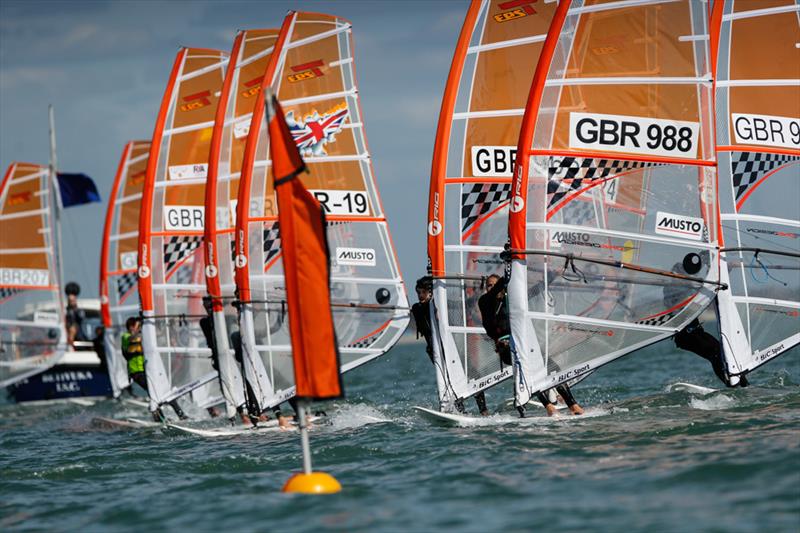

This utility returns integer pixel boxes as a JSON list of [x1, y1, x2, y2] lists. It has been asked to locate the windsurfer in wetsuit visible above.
[[64, 282, 86, 348], [122, 316, 187, 421], [478, 274, 584, 417], [667, 255, 748, 387], [411, 277, 489, 416], [201, 297, 252, 424]]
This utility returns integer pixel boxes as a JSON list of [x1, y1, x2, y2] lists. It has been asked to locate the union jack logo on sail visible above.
[[287, 103, 349, 157]]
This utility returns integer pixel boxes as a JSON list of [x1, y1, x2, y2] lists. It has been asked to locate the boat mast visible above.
[[48, 104, 65, 302]]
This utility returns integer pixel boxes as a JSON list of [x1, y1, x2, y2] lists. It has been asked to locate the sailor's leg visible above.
[[169, 400, 187, 420], [676, 326, 736, 386], [536, 391, 558, 416], [454, 398, 466, 414], [473, 391, 489, 416], [555, 384, 583, 415]]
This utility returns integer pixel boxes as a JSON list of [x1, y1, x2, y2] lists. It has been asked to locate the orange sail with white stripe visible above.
[[425, 0, 558, 411], [138, 48, 229, 414], [203, 29, 281, 416], [508, 0, 723, 406], [0, 162, 66, 387], [234, 12, 408, 411], [99, 141, 150, 398], [713, 0, 800, 378]]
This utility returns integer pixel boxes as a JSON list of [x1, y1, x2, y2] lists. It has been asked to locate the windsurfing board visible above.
[[413, 406, 494, 426], [668, 382, 718, 395], [166, 415, 321, 437], [91, 416, 161, 429]]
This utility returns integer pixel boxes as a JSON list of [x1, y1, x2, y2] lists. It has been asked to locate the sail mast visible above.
[[48, 105, 64, 302]]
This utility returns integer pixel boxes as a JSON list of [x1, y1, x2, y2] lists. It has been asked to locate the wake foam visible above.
[[328, 403, 391, 430], [690, 394, 736, 411]]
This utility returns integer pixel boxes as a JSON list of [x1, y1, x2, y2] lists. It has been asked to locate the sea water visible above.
[[1, 339, 798, 532]]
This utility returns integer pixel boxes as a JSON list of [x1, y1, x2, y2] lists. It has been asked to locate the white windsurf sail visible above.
[[204, 29, 281, 415], [712, 0, 800, 376], [0, 162, 67, 387], [425, 0, 559, 411], [508, 0, 724, 406], [99, 141, 150, 398], [234, 11, 409, 411], [138, 47, 229, 414]]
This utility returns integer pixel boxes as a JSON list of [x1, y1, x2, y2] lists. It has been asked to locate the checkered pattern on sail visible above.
[[116, 272, 138, 300], [547, 157, 656, 211], [0, 287, 21, 301], [262, 223, 281, 267], [163, 235, 202, 274], [565, 198, 597, 226], [346, 329, 383, 349], [461, 183, 511, 234], [731, 152, 800, 202], [636, 311, 677, 327]]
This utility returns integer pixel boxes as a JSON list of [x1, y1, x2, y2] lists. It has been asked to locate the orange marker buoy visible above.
[[282, 472, 342, 494]]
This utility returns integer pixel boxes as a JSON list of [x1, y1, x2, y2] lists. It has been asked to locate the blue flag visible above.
[[57, 172, 101, 208]]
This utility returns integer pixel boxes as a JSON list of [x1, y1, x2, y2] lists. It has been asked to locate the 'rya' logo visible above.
[[288, 103, 349, 157], [494, 0, 538, 23], [654, 211, 704, 241]]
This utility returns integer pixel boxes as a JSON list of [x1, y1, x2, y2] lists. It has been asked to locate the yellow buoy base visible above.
[[282, 472, 342, 494]]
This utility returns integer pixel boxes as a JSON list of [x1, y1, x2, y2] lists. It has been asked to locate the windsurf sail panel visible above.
[[0, 162, 67, 387], [508, 0, 722, 406], [204, 29, 281, 416], [138, 47, 229, 413], [99, 141, 150, 398], [712, 0, 800, 376], [234, 11, 408, 411], [425, 0, 558, 411]]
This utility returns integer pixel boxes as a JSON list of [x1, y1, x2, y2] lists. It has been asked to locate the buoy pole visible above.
[[281, 399, 342, 495], [297, 401, 312, 475]]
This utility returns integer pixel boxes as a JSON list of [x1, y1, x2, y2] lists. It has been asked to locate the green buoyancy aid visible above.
[[122, 332, 144, 375]]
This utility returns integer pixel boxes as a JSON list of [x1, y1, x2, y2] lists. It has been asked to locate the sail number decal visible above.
[[310, 190, 369, 216], [471, 146, 517, 177], [569, 112, 699, 158], [163, 205, 204, 231], [732, 113, 800, 150], [0, 268, 49, 287]]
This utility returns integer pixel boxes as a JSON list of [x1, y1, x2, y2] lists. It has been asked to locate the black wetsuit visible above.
[[478, 278, 578, 411], [411, 301, 434, 361], [92, 331, 108, 373], [412, 299, 488, 414], [230, 329, 264, 419], [478, 279, 512, 366], [199, 315, 219, 371], [666, 262, 747, 387], [65, 304, 87, 341]]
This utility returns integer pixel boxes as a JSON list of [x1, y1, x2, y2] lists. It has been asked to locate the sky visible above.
[[0, 0, 468, 297]]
